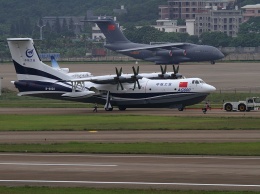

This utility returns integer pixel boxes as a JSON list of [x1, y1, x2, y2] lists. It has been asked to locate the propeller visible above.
[[131, 66, 142, 90], [171, 65, 182, 79], [158, 65, 170, 79], [114, 67, 124, 90]]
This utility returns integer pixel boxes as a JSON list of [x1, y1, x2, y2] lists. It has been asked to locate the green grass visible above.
[[0, 186, 258, 194], [0, 114, 260, 131], [1, 142, 260, 156]]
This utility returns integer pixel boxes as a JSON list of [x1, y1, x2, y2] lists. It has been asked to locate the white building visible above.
[[241, 4, 260, 22], [152, 19, 195, 35]]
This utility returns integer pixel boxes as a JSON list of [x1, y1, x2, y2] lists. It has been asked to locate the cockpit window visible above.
[[192, 79, 205, 84], [254, 98, 260, 103]]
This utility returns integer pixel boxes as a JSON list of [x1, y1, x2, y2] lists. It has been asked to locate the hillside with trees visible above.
[[0, 0, 259, 60]]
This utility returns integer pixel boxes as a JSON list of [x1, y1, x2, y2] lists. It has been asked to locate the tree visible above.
[[53, 17, 61, 34], [200, 32, 232, 47], [238, 16, 260, 35]]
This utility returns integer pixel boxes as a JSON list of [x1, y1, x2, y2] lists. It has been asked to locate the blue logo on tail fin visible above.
[[26, 49, 34, 58]]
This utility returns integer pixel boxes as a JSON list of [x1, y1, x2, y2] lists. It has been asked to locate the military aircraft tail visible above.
[[85, 18, 130, 44]]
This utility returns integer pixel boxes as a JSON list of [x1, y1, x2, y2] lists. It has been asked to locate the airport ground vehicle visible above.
[[223, 97, 260, 112]]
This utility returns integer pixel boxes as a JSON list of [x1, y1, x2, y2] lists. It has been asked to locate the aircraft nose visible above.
[[206, 84, 216, 92], [212, 47, 225, 59], [218, 50, 225, 59]]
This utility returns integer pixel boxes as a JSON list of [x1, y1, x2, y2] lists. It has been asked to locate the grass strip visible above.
[[0, 142, 259, 156], [0, 186, 258, 194], [0, 114, 260, 131]]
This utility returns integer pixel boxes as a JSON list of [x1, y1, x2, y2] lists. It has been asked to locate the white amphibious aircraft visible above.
[[7, 38, 216, 111]]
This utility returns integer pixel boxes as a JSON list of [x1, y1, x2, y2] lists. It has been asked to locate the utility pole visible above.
[[37, 24, 46, 40], [0, 77, 3, 96]]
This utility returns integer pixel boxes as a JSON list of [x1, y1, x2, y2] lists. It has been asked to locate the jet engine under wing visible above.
[[117, 43, 186, 52]]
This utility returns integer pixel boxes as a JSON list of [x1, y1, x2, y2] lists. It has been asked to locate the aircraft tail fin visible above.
[[51, 55, 60, 69], [84, 18, 130, 44], [7, 38, 70, 81]]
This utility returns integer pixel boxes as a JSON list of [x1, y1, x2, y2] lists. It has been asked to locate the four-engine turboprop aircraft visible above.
[[84, 17, 224, 65], [7, 38, 216, 111]]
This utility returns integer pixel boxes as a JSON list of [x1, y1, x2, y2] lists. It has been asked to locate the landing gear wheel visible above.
[[225, 103, 232, 112], [118, 107, 126, 111], [105, 107, 113, 111], [238, 104, 246, 112], [178, 107, 184, 111], [211, 61, 215, 65]]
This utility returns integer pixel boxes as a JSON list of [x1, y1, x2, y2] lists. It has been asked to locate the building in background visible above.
[[241, 4, 260, 22], [195, 8, 242, 37], [152, 19, 195, 35], [159, 0, 235, 20], [113, 5, 127, 15]]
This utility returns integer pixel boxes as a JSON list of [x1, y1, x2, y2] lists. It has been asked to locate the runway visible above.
[[0, 153, 259, 191], [0, 130, 260, 143]]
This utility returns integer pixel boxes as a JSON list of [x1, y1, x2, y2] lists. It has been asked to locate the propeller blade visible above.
[[163, 65, 167, 74], [173, 65, 176, 73], [116, 67, 119, 76], [133, 81, 136, 89], [132, 66, 137, 75], [172, 65, 182, 79], [119, 82, 124, 90], [160, 65, 164, 74], [137, 80, 141, 89], [117, 82, 119, 90], [176, 65, 179, 73]]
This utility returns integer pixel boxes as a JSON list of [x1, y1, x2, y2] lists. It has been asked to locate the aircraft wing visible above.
[[117, 43, 186, 52], [58, 74, 136, 85]]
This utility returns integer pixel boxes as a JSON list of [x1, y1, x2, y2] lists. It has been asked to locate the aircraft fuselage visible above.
[[105, 43, 224, 64]]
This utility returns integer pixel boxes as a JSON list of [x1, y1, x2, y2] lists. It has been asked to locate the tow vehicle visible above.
[[223, 97, 260, 112]]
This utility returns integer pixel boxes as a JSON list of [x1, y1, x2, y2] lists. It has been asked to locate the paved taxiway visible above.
[[0, 153, 259, 191], [0, 130, 260, 143]]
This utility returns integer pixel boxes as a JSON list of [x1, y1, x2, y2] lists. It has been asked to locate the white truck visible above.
[[223, 97, 260, 112]]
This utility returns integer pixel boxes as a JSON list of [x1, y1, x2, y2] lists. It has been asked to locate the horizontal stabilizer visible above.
[[62, 91, 95, 98]]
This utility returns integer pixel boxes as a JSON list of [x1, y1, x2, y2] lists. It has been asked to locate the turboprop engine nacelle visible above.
[[60, 68, 69, 73], [62, 91, 95, 98], [155, 49, 186, 57], [67, 72, 92, 79]]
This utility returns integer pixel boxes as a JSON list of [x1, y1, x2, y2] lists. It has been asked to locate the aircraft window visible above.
[[254, 98, 260, 103], [199, 80, 205, 83], [192, 80, 195, 84], [195, 80, 200, 84], [248, 99, 253, 103]]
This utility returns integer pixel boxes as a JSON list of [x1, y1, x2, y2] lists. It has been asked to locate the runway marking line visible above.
[[0, 162, 117, 167], [0, 180, 259, 188], [1, 153, 260, 160]]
